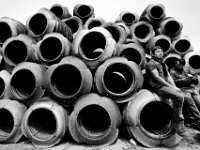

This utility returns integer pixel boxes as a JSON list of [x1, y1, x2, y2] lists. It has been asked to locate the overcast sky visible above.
[[0, 0, 200, 51]]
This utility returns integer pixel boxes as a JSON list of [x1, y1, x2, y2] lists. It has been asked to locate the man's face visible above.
[[175, 60, 185, 70], [153, 48, 163, 59]]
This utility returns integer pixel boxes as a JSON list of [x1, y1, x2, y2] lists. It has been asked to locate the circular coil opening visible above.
[[120, 48, 142, 65], [88, 20, 102, 29], [104, 63, 133, 94], [175, 39, 190, 53], [104, 26, 120, 43], [0, 77, 5, 97], [164, 20, 180, 36], [40, 37, 62, 62], [80, 31, 106, 59], [5, 40, 27, 65], [189, 55, 200, 70], [78, 104, 111, 137], [0, 109, 14, 138], [77, 5, 92, 18], [51, 64, 82, 97], [0, 22, 12, 44], [11, 69, 36, 99], [150, 6, 164, 19], [155, 39, 170, 53], [28, 108, 57, 140], [140, 101, 172, 135], [122, 13, 136, 24], [64, 19, 79, 34], [29, 14, 47, 36], [50, 6, 63, 18], [134, 24, 150, 39]]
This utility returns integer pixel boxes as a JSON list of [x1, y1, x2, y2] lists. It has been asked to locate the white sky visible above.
[[0, 0, 200, 51]]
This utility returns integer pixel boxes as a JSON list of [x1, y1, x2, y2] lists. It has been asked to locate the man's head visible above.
[[151, 46, 164, 60], [175, 59, 186, 70]]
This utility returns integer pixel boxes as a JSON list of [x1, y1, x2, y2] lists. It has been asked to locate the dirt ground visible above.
[[0, 127, 200, 150], [135, 128, 200, 150]]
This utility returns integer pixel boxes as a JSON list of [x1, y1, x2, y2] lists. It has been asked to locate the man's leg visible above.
[[184, 92, 200, 120], [155, 86, 186, 136], [155, 86, 184, 123], [184, 91, 200, 130], [192, 90, 200, 110]]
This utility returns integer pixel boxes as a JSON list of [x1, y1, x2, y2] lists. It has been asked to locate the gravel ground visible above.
[[135, 127, 200, 150], [0, 127, 200, 150]]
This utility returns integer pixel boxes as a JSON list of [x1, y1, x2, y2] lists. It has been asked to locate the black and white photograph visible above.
[[0, 0, 200, 149]]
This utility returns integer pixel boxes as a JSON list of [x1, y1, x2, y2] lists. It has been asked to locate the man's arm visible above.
[[151, 69, 174, 87], [167, 71, 176, 86], [170, 71, 194, 87], [173, 77, 193, 87]]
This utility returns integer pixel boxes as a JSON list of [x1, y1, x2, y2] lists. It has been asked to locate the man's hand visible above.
[[191, 76, 198, 84], [191, 90, 199, 95], [169, 85, 182, 93]]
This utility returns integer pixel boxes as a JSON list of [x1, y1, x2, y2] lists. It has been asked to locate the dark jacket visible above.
[[145, 59, 169, 90], [170, 67, 198, 91]]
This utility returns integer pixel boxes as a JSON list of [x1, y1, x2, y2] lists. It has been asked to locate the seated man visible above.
[[145, 46, 187, 136], [170, 59, 200, 130]]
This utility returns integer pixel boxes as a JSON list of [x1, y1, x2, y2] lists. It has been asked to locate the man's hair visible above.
[[151, 46, 162, 55], [176, 58, 186, 65]]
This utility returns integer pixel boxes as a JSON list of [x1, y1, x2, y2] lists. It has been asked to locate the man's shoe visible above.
[[184, 119, 192, 128], [190, 121, 200, 131], [185, 118, 200, 131], [173, 123, 187, 137], [190, 123, 200, 131]]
